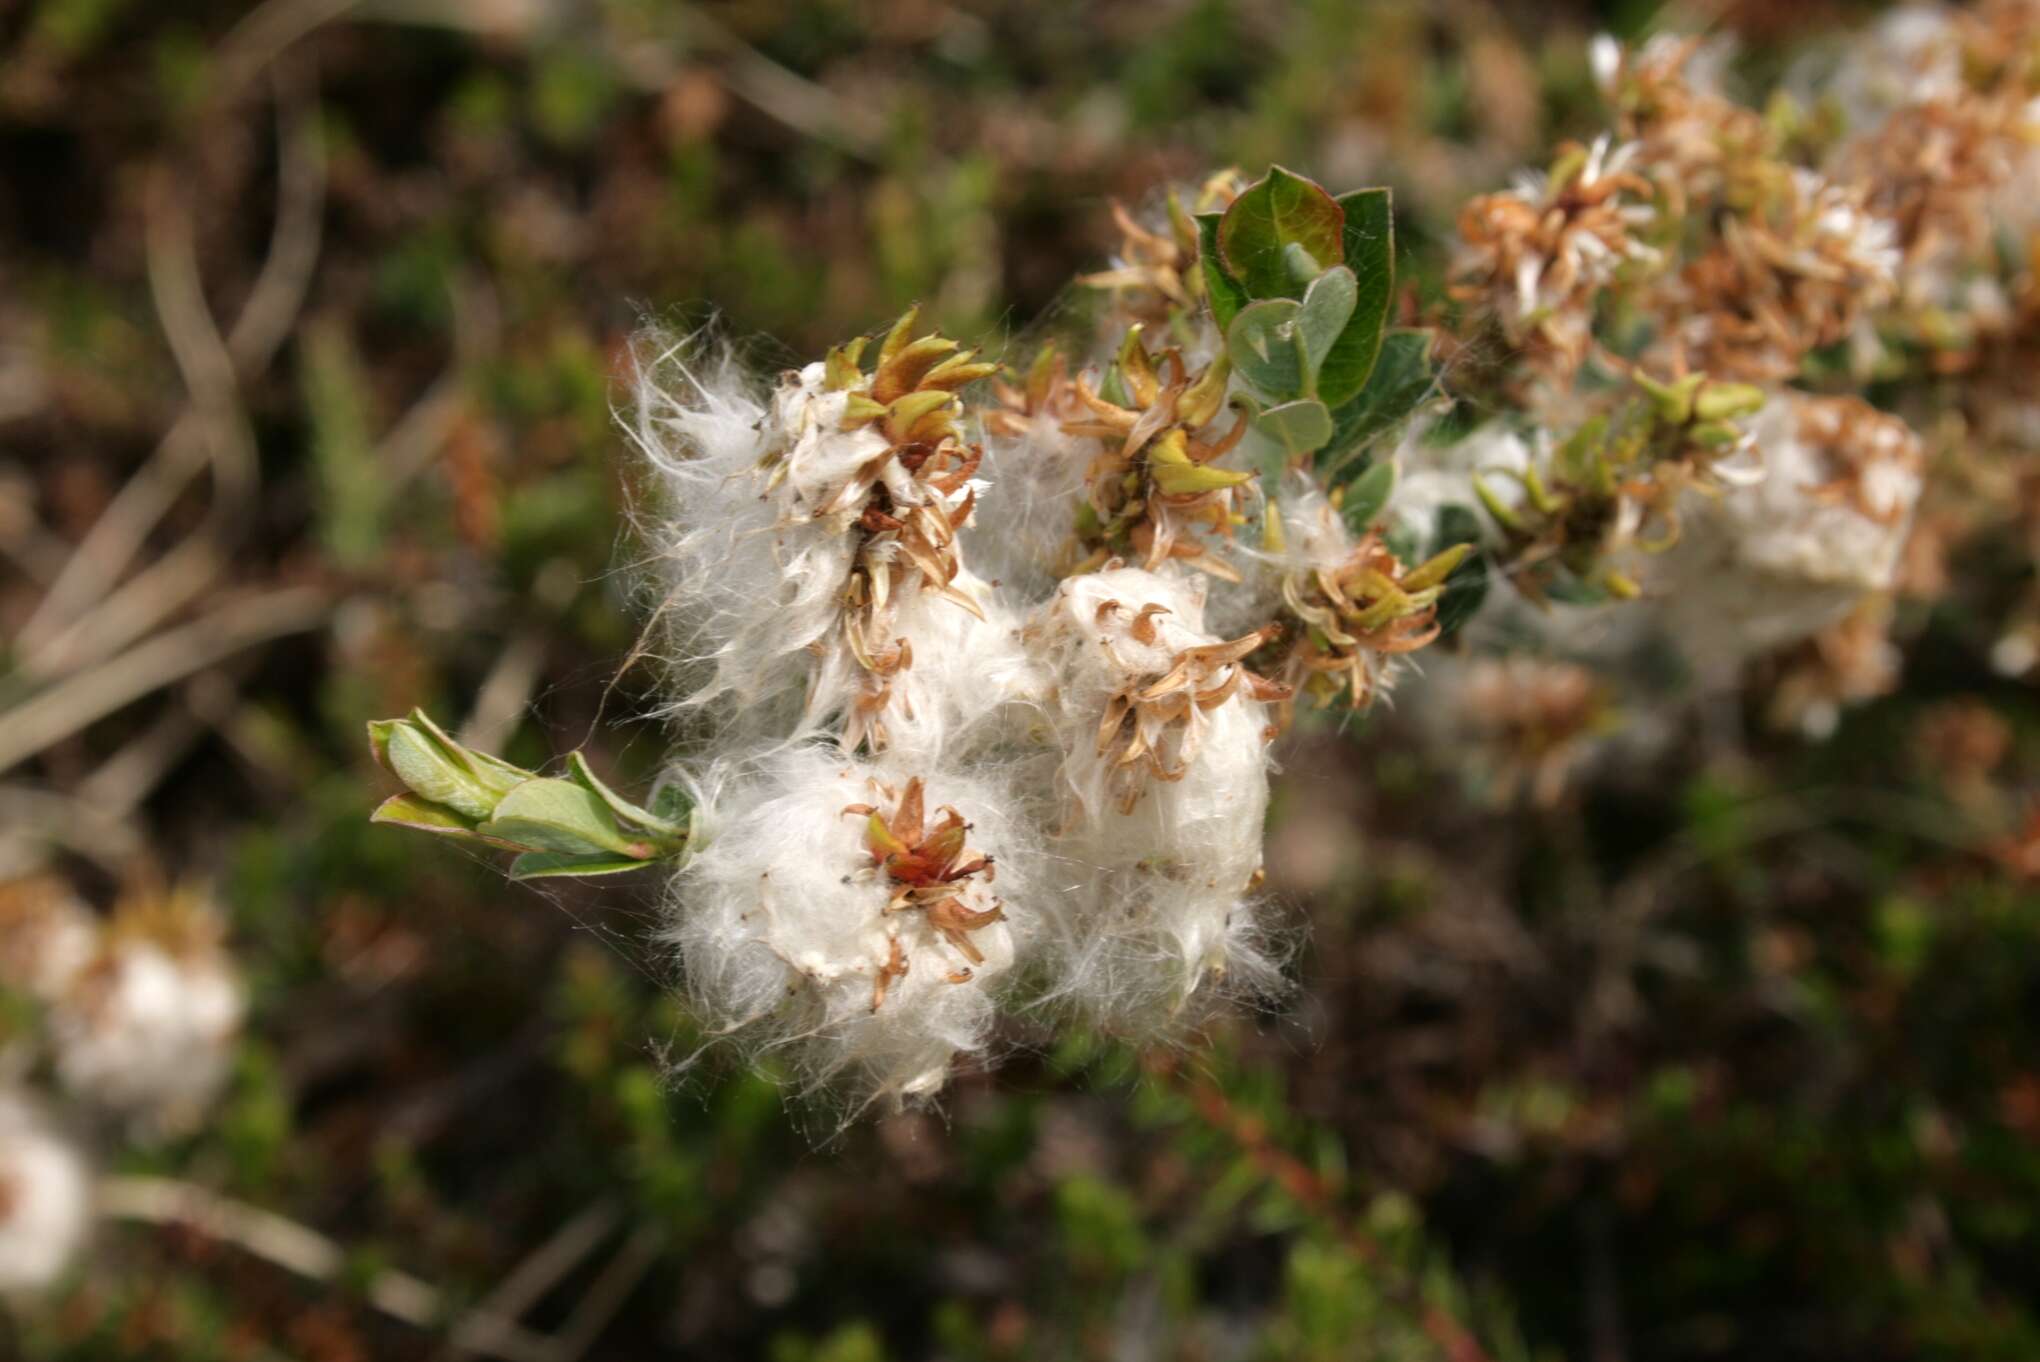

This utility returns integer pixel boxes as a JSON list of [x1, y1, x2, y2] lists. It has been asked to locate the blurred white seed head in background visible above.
[[49, 890, 244, 1136], [0, 1089, 89, 1295]]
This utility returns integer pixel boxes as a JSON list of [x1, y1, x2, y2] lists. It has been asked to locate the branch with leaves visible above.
[[361, 7, 2038, 1101], [368, 711, 691, 881]]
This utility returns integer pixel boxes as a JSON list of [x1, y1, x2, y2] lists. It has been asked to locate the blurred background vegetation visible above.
[[6, 0, 2040, 1358]]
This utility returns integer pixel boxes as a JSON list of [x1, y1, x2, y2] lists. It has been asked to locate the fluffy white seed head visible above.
[[631, 337, 1030, 761], [817, 565, 1042, 766], [665, 748, 1036, 1107], [0, 1090, 89, 1295], [1027, 567, 1287, 1033], [629, 335, 836, 737]]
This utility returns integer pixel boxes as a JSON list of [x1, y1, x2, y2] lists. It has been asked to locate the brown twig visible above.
[[0, 785, 147, 872], [97, 1175, 556, 1362], [17, 58, 320, 662], [445, 1200, 623, 1362], [0, 588, 331, 773], [1151, 1052, 1495, 1362], [547, 1224, 663, 1362], [74, 682, 216, 818], [227, 61, 330, 374], [382, 271, 499, 493], [15, 109, 286, 678], [605, 6, 886, 162]]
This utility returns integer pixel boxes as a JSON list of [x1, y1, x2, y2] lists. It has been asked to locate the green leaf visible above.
[[1218, 167, 1346, 300], [370, 793, 500, 846], [1296, 266, 1357, 380], [1196, 213, 1250, 332], [1431, 504, 1491, 637], [382, 723, 501, 823], [480, 778, 650, 858], [1280, 242, 1322, 289], [366, 717, 400, 768], [509, 851, 660, 880], [1318, 329, 1436, 476], [369, 709, 534, 825], [409, 708, 531, 789], [1253, 400, 1333, 458], [1227, 299, 1306, 402], [567, 751, 686, 839], [1339, 460, 1397, 534], [1316, 188, 1395, 408]]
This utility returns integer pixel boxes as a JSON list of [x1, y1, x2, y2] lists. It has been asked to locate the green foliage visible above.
[[1295, 264, 1358, 375], [1316, 188, 1393, 407], [1230, 297, 1311, 399], [1338, 458, 1397, 535], [149, 28, 210, 119], [529, 47, 623, 147], [215, 1045, 293, 1192], [370, 226, 462, 331], [1207, 167, 1401, 471], [1255, 397, 1336, 458], [302, 322, 388, 571], [1055, 1175, 1150, 1281], [1198, 212, 1252, 331], [367, 711, 690, 875], [1319, 329, 1438, 474], [1219, 166, 1346, 298], [29, 0, 133, 55], [1267, 1237, 1385, 1358]]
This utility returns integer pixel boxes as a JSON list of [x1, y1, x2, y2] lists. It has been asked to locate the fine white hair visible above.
[[663, 746, 1040, 1107], [1204, 471, 1351, 641], [1387, 422, 1531, 553], [628, 333, 1039, 763], [626, 335, 858, 745], [973, 404, 1099, 599], [1026, 568, 1289, 1034]]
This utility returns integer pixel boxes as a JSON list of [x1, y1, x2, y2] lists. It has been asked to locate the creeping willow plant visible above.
[[371, 14, 2037, 1106]]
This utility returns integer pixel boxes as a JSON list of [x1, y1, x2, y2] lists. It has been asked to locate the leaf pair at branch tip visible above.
[[1204, 168, 1399, 461], [367, 709, 691, 881]]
